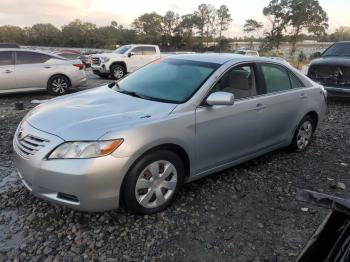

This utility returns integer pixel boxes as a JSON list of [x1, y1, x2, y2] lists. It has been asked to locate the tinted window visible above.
[[0, 51, 13, 66], [322, 42, 350, 57], [290, 73, 304, 89], [114, 58, 220, 103], [16, 51, 52, 64], [113, 45, 131, 54], [212, 65, 257, 99], [261, 64, 291, 93], [131, 47, 143, 55], [142, 47, 157, 55]]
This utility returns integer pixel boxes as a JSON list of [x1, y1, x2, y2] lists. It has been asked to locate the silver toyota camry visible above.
[[13, 54, 327, 214]]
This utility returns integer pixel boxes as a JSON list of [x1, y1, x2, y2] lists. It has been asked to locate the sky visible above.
[[0, 0, 349, 37]]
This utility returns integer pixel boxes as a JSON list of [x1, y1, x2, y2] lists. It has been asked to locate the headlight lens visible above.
[[48, 139, 123, 159], [100, 57, 110, 63]]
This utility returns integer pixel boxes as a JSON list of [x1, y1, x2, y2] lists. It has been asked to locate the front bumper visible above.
[[13, 121, 130, 212], [91, 64, 110, 75], [324, 86, 350, 97]]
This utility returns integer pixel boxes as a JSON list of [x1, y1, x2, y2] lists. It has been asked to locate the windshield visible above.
[[114, 58, 220, 103], [113, 45, 131, 54], [322, 42, 350, 57]]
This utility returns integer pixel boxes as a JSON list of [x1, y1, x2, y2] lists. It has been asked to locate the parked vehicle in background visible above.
[[13, 54, 327, 215], [79, 54, 92, 67], [91, 44, 161, 79], [233, 49, 260, 56], [301, 41, 350, 97], [0, 49, 86, 95], [0, 43, 20, 48], [54, 51, 81, 60]]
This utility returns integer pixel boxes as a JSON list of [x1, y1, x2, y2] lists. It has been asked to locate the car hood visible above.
[[311, 56, 350, 67], [26, 86, 177, 141]]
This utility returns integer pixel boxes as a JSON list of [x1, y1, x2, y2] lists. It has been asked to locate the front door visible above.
[[195, 64, 265, 173], [0, 51, 16, 91]]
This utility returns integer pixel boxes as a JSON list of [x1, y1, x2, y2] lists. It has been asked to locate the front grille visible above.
[[15, 134, 49, 158], [92, 57, 101, 66], [308, 65, 350, 88]]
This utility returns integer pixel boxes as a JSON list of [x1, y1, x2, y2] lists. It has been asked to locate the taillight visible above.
[[73, 63, 85, 70]]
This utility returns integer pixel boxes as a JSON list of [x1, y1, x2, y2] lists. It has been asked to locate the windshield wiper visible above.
[[117, 88, 144, 99]]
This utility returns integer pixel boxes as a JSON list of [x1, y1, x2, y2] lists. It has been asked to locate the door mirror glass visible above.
[[206, 92, 234, 106], [128, 52, 135, 58]]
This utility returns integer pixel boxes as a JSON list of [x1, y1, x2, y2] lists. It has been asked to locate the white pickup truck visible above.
[[91, 44, 161, 79]]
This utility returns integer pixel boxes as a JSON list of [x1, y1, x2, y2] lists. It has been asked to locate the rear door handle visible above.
[[44, 66, 52, 69], [4, 70, 12, 74], [300, 93, 308, 99]]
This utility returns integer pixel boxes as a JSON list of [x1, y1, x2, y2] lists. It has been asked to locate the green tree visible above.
[[0, 25, 26, 44], [216, 5, 233, 42], [287, 0, 328, 53], [27, 23, 61, 46], [132, 12, 164, 44], [194, 4, 210, 47], [263, 0, 290, 50], [243, 19, 263, 37]]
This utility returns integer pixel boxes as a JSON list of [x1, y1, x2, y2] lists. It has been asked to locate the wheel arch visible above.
[[109, 61, 127, 73], [119, 143, 191, 206]]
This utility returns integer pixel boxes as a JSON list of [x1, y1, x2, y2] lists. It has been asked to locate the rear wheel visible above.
[[289, 115, 315, 152], [122, 150, 184, 215], [47, 75, 70, 96], [110, 64, 126, 80]]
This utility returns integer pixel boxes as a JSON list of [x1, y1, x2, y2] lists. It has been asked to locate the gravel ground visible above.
[[0, 72, 349, 261]]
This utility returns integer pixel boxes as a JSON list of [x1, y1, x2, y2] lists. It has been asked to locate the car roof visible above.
[[0, 48, 68, 59], [168, 53, 280, 65]]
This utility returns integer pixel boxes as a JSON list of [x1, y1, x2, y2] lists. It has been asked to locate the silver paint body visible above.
[[13, 54, 327, 211], [0, 49, 87, 94]]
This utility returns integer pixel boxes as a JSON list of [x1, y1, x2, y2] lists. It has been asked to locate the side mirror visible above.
[[128, 52, 135, 58], [206, 92, 234, 106]]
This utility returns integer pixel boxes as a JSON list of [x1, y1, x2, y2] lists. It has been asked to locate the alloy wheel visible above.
[[113, 66, 124, 79], [296, 120, 313, 150], [135, 160, 178, 209], [51, 78, 68, 94]]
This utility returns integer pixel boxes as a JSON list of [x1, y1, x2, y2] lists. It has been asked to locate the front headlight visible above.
[[48, 139, 123, 159], [100, 57, 110, 63]]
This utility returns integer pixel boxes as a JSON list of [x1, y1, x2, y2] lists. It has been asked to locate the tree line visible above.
[[0, 0, 349, 53], [0, 4, 232, 51]]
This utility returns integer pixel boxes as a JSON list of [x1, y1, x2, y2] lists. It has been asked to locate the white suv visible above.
[[91, 44, 161, 79]]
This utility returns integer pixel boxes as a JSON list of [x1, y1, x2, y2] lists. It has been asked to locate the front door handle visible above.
[[44, 66, 52, 69], [4, 70, 12, 74], [300, 93, 308, 99], [254, 103, 266, 111]]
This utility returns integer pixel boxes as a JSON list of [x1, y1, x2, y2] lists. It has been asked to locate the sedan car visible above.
[[13, 54, 327, 214], [0, 49, 86, 96]]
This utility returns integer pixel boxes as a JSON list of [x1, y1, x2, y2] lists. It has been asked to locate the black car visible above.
[[306, 41, 350, 98], [0, 43, 20, 48]]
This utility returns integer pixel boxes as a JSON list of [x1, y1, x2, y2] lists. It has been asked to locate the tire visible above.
[[47, 75, 70, 96], [122, 150, 185, 215], [289, 115, 315, 152], [98, 73, 109, 79], [110, 64, 126, 80]]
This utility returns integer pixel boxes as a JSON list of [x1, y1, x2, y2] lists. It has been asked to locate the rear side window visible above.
[[289, 73, 305, 88], [130, 47, 143, 55], [261, 64, 291, 93], [0, 51, 14, 66], [16, 51, 52, 65]]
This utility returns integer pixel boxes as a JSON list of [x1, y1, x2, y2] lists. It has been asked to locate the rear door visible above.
[[0, 51, 16, 91], [141, 46, 159, 65], [14, 51, 55, 89], [256, 63, 308, 148]]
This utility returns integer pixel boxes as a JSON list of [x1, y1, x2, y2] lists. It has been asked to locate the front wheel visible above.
[[47, 75, 70, 96], [289, 115, 315, 152], [110, 64, 126, 80], [122, 150, 185, 215]]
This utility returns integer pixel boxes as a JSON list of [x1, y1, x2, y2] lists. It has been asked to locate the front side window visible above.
[[16, 51, 52, 65], [131, 47, 143, 55], [0, 51, 14, 66], [114, 58, 220, 103], [212, 65, 257, 99], [261, 64, 291, 93]]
